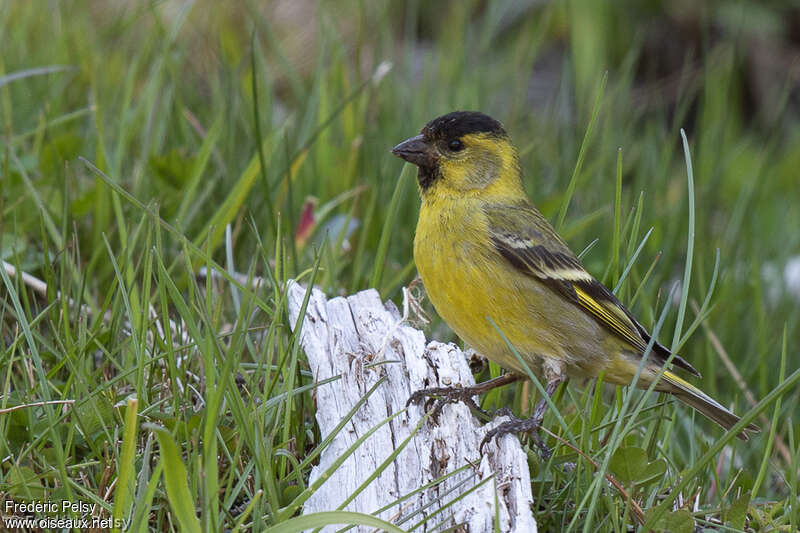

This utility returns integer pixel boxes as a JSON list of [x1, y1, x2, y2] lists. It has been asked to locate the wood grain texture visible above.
[[287, 281, 536, 533]]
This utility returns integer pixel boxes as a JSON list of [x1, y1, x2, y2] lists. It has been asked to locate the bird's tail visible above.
[[661, 371, 760, 441]]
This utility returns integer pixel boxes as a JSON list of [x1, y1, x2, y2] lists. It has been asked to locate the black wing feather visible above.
[[485, 202, 701, 377]]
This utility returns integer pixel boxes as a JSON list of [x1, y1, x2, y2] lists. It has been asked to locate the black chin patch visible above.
[[421, 111, 506, 141], [417, 164, 440, 190]]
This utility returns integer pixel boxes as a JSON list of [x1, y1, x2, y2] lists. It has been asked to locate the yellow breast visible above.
[[414, 195, 568, 374]]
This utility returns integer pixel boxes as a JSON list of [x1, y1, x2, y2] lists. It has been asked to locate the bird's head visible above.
[[392, 111, 522, 197]]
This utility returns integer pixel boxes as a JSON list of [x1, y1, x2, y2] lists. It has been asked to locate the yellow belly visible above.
[[413, 197, 645, 384], [415, 198, 553, 373]]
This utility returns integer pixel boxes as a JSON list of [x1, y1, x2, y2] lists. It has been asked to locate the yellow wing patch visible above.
[[484, 201, 670, 359], [574, 286, 647, 352]]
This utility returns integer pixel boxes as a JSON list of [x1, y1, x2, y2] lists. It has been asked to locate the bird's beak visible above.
[[391, 134, 436, 167]]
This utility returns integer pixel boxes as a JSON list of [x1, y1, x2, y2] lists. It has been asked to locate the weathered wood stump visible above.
[[287, 282, 536, 532]]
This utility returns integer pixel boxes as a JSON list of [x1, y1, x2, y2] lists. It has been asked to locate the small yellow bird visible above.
[[392, 111, 758, 447]]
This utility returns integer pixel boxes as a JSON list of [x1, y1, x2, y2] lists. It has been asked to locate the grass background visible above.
[[1, 0, 799, 531]]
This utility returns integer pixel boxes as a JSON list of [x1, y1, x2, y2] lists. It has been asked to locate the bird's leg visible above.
[[407, 373, 522, 420], [481, 366, 565, 459]]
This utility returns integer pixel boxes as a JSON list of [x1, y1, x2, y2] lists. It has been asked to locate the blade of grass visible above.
[[370, 163, 412, 291], [175, 113, 224, 224], [250, 30, 278, 239], [193, 124, 285, 258], [574, 295, 673, 533], [148, 424, 202, 533], [296, 377, 388, 473], [605, 147, 623, 285], [276, 409, 406, 522], [751, 327, 786, 497], [629, 251, 661, 307], [644, 364, 800, 529], [556, 71, 607, 230], [81, 157, 273, 314], [333, 409, 431, 513], [335, 465, 472, 533], [231, 490, 262, 533], [612, 226, 653, 295], [487, 317, 575, 441], [265, 511, 407, 533], [112, 397, 139, 532], [0, 64, 75, 88], [670, 129, 696, 351]]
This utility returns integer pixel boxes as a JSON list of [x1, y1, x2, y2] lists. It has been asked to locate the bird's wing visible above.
[[484, 202, 700, 376]]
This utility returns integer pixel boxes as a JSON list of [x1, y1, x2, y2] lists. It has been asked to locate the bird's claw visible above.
[[406, 385, 488, 421], [480, 412, 552, 459]]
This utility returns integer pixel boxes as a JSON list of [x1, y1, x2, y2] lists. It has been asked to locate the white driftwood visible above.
[[287, 281, 536, 533]]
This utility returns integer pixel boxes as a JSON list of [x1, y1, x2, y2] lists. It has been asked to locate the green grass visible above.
[[2, 1, 799, 531]]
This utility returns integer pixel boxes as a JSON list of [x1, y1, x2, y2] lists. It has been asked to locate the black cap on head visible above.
[[421, 111, 506, 141]]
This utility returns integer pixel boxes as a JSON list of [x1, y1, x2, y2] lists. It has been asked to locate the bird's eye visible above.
[[448, 139, 464, 152]]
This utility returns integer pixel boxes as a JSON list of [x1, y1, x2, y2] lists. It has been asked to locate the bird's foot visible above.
[[481, 372, 564, 458], [481, 411, 551, 459], [406, 384, 487, 421], [406, 373, 522, 421]]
